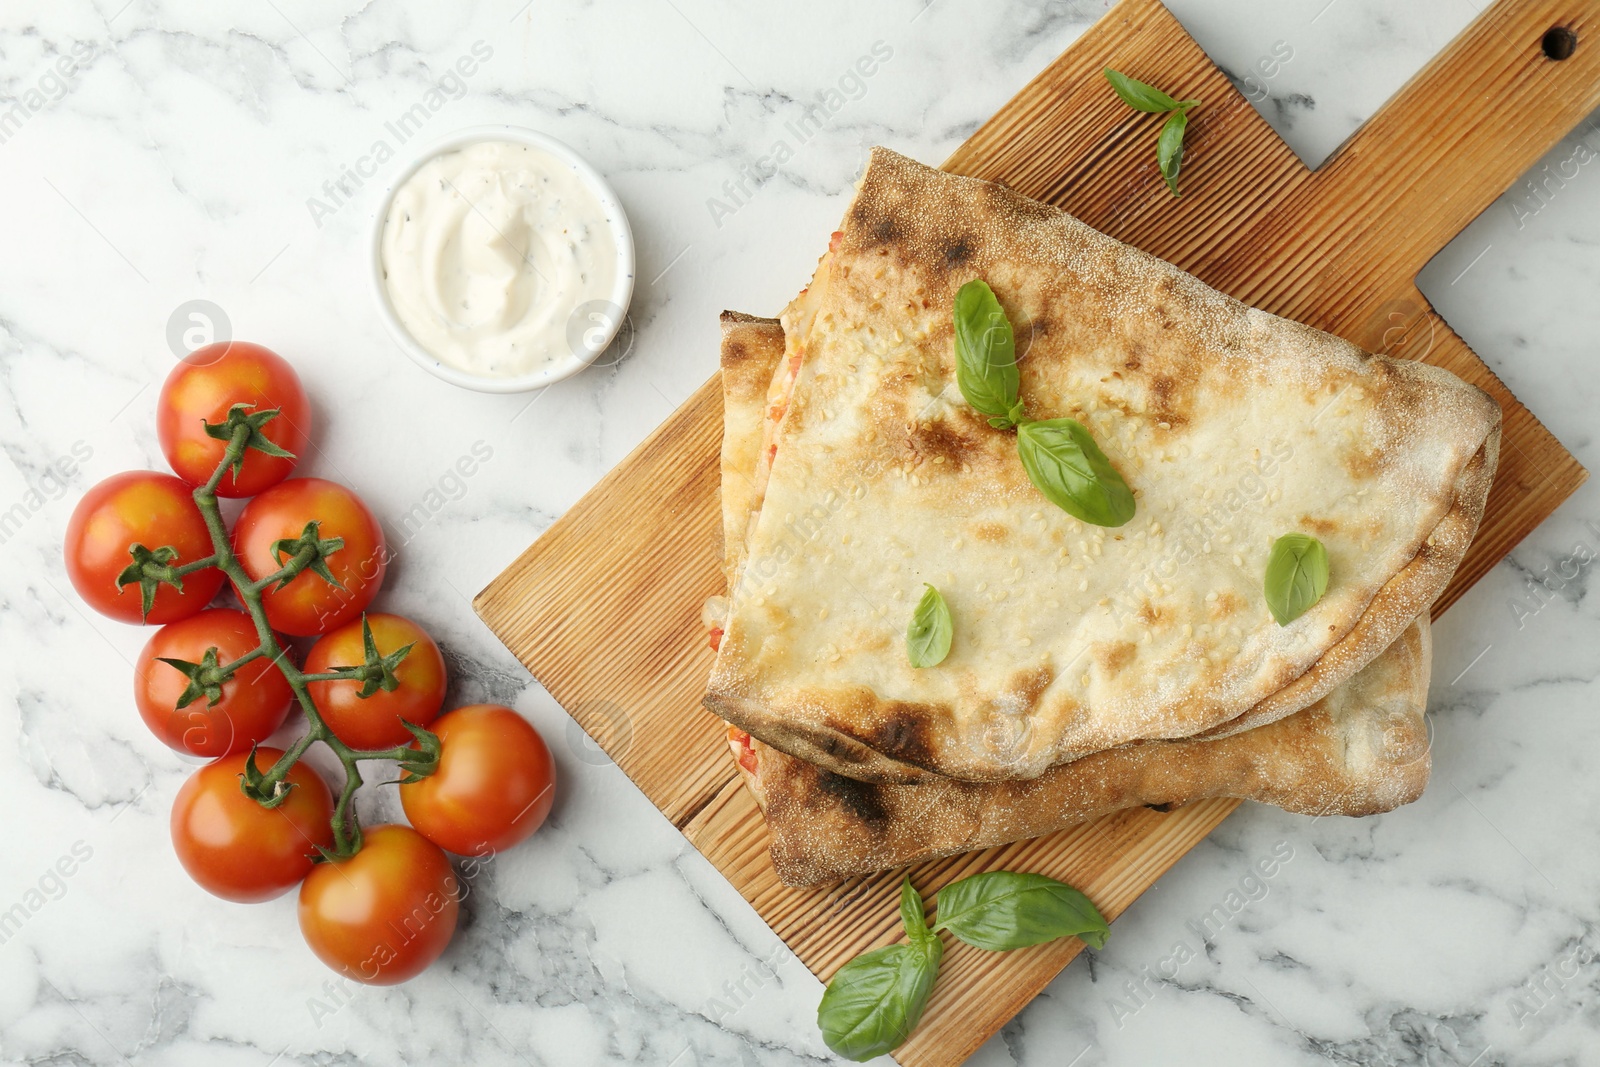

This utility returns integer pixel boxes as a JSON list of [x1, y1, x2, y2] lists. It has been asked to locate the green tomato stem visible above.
[[329, 758, 364, 856], [172, 555, 220, 577], [243, 543, 317, 596], [178, 413, 438, 859], [299, 670, 359, 684], [215, 647, 266, 675]]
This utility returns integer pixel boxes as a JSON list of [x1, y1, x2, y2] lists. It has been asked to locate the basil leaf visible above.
[[934, 871, 1110, 951], [900, 876, 931, 940], [1157, 109, 1188, 197], [817, 938, 942, 1061], [952, 279, 1023, 428], [906, 584, 953, 668], [1263, 532, 1329, 625], [1104, 68, 1199, 197], [1015, 418, 1136, 527], [1103, 68, 1183, 112]]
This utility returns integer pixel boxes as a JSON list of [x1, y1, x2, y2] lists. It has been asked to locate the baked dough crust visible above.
[[706, 149, 1496, 784]]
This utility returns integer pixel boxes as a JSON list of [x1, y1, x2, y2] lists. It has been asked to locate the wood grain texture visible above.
[[474, 1, 1594, 1062], [476, 375, 729, 825]]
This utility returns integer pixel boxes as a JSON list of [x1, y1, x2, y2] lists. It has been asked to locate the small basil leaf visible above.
[[1103, 68, 1181, 112], [1015, 418, 1136, 528], [953, 279, 1021, 426], [817, 938, 942, 1062], [906, 584, 953, 668], [1157, 109, 1188, 197], [1263, 532, 1330, 625], [934, 871, 1110, 951], [900, 877, 930, 941]]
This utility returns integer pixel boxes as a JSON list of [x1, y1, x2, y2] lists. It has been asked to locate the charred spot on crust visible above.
[[720, 321, 786, 398], [814, 769, 889, 827], [942, 236, 974, 266], [907, 416, 978, 467], [860, 706, 939, 767], [1136, 599, 1171, 627], [1151, 375, 1176, 407], [1342, 447, 1383, 480], [998, 665, 1055, 715], [1016, 665, 1054, 704], [1209, 591, 1242, 621], [1143, 369, 1194, 427], [813, 697, 945, 777], [1094, 640, 1138, 676], [832, 703, 940, 771], [1300, 515, 1340, 537], [973, 521, 1010, 544], [844, 196, 905, 251], [873, 216, 899, 245], [816, 730, 868, 765]]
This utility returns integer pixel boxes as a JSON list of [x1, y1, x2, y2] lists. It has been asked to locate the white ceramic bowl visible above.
[[368, 125, 635, 394]]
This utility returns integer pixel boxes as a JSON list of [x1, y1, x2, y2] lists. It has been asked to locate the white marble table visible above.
[[2, 1, 1598, 1064]]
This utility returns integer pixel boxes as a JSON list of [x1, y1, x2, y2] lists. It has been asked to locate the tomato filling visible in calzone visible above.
[[726, 724, 759, 774]]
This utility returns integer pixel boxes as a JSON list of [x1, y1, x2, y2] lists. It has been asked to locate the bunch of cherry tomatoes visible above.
[[63, 341, 555, 985]]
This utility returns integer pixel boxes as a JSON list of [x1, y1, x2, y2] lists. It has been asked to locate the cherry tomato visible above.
[[158, 342, 312, 498], [232, 478, 387, 636], [298, 824, 458, 984], [135, 609, 293, 758], [400, 705, 556, 856], [304, 613, 446, 750], [170, 749, 334, 902], [64, 471, 225, 624]]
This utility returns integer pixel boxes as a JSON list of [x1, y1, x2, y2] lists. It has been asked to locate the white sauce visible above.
[[380, 140, 619, 379]]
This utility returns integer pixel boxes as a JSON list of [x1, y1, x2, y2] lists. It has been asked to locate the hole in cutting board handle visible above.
[[1543, 26, 1578, 61]]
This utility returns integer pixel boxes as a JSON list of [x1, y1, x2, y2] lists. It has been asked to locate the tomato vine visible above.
[[128, 404, 440, 859]]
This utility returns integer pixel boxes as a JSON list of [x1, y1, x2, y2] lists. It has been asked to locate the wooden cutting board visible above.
[[476, 1, 1597, 1062]]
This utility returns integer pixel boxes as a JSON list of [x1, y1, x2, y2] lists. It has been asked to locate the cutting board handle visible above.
[[1312, 0, 1598, 281]]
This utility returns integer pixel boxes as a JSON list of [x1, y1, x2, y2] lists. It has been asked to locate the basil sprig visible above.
[[1263, 532, 1330, 625], [1103, 68, 1201, 198], [933, 871, 1110, 951], [953, 279, 1024, 428], [818, 879, 942, 1061], [906, 584, 953, 668], [817, 872, 1108, 1060], [1016, 419, 1136, 528], [951, 279, 1136, 528], [1156, 109, 1189, 197]]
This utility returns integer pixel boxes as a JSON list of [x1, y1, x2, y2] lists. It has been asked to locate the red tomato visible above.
[[304, 614, 446, 750], [727, 724, 759, 774], [135, 609, 293, 757], [170, 749, 334, 902], [232, 478, 387, 636], [64, 471, 225, 624], [158, 341, 311, 497], [298, 824, 458, 984], [400, 705, 555, 856]]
